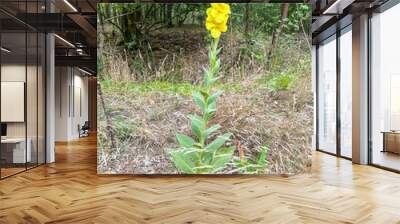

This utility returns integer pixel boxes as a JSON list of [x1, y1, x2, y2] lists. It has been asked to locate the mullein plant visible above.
[[168, 3, 234, 174]]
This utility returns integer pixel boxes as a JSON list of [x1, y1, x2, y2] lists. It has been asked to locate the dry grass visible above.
[[98, 83, 312, 174]]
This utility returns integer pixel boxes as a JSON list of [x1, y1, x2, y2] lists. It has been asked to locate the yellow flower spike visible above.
[[210, 3, 231, 15], [205, 3, 230, 39], [210, 29, 221, 39]]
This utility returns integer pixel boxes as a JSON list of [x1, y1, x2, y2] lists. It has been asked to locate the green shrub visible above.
[[268, 72, 295, 92]]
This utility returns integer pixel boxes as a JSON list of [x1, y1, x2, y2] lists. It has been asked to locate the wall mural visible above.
[[97, 3, 313, 175]]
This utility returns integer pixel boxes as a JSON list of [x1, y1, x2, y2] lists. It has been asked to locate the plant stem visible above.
[[198, 38, 220, 165]]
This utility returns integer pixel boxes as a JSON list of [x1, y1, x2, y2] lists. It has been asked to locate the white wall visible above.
[[55, 66, 69, 141], [55, 67, 89, 141], [71, 73, 89, 138]]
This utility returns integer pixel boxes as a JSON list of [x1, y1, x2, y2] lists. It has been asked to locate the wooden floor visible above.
[[0, 167, 26, 178], [1, 136, 400, 224]]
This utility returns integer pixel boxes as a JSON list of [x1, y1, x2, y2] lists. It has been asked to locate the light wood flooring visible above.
[[0, 136, 400, 223]]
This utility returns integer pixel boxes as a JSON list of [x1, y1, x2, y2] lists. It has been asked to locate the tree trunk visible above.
[[166, 4, 173, 27], [244, 3, 250, 39], [98, 4, 105, 33], [134, 4, 142, 21], [267, 3, 289, 63]]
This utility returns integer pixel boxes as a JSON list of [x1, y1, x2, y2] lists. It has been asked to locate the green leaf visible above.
[[169, 150, 194, 174], [211, 59, 221, 74], [208, 90, 223, 105], [176, 134, 195, 148], [205, 133, 232, 152], [215, 47, 222, 56], [257, 146, 268, 167], [200, 90, 209, 100], [192, 165, 213, 174], [189, 115, 205, 139], [208, 48, 214, 60], [192, 91, 205, 112], [205, 124, 221, 137], [202, 151, 214, 164], [202, 67, 211, 88], [211, 146, 235, 172], [193, 143, 203, 148], [208, 101, 217, 114], [209, 77, 220, 85], [202, 67, 210, 77]]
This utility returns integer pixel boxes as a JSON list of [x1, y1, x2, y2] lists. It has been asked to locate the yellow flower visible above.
[[205, 3, 230, 39], [210, 3, 230, 15]]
